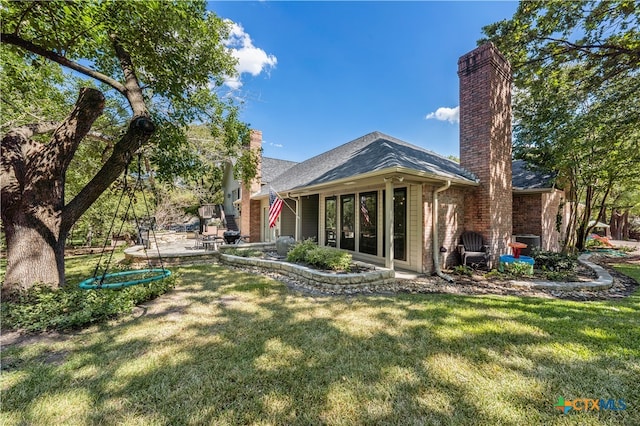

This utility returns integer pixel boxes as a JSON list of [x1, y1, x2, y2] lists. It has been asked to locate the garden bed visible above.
[[219, 251, 395, 295]]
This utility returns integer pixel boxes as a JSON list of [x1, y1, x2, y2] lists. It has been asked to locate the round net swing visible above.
[[78, 268, 171, 290], [79, 155, 171, 290]]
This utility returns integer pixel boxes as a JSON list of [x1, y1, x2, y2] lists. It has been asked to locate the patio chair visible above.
[[458, 231, 490, 267]]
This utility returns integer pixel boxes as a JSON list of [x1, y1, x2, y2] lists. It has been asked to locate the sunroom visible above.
[[251, 132, 478, 272]]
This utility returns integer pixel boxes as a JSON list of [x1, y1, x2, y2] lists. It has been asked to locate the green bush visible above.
[[287, 239, 352, 271], [585, 238, 607, 249], [224, 248, 264, 258], [543, 270, 578, 282], [500, 261, 534, 276], [286, 238, 318, 263], [531, 248, 578, 271], [306, 247, 352, 271], [1, 274, 176, 332], [452, 265, 473, 276]]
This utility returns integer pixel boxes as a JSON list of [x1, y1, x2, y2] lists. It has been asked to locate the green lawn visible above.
[[1, 259, 639, 425]]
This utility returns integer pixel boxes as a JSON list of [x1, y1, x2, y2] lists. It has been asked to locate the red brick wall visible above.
[[249, 199, 262, 242], [239, 130, 262, 237], [512, 190, 565, 251], [512, 194, 542, 236], [458, 43, 513, 265]]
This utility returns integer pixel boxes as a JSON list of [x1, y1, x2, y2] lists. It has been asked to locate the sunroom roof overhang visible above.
[[253, 166, 478, 200]]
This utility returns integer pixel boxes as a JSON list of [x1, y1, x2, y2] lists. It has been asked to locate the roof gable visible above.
[[261, 131, 477, 195], [261, 157, 298, 184]]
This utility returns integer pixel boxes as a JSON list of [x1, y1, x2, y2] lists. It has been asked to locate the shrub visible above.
[[286, 238, 318, 263], [305, 247, 352, 271], [287, 239, 352, 271], [585, 238, 607, 249], [1, 274, 176, 332], [452, 265, 473, 276], [531, 248, 578, 271], [501, 261, 534, 277], [543, 270, 578, 282], [224, 248, 263, 258]]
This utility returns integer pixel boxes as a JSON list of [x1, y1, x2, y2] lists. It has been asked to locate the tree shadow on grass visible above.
[[1, 265, 638, 425]]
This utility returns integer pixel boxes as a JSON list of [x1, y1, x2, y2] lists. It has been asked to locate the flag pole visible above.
[[270, 187, 300, 220]]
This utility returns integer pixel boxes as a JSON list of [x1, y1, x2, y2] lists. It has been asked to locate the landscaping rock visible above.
[[276, 236, 295, 256]]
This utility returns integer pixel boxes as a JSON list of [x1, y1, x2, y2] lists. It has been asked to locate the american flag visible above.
[[268, 188, 283, 228], [360, 196, 370, 225]]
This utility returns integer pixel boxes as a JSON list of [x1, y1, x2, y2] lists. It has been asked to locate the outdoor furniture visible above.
[[508, 241, 527, 259], [202, 236, 224, 251], [458, 231, 490, 267]]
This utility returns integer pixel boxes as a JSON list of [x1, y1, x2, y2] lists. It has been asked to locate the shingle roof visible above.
[[512, 159, 556, 190], [257, 131, 477, 196], [261, 157, 298, 184]]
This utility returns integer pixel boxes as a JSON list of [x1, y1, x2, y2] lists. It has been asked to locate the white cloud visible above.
[[224, 20, 277, 89], [425, 106, 459, 124], [266, 141, 283, 148]]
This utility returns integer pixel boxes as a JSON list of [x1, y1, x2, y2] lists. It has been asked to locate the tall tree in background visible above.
[[1, 1, 253, 296], [482, 0, 640, 251]]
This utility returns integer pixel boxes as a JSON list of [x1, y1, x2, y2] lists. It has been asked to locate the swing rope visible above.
[[82, 154, 170, 290]]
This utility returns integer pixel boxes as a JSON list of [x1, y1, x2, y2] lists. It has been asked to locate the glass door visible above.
[[340, 194, 355, 251], [393, 188, 407, 261], [325, 197, 337, 246], [359, 192, 377, 255]]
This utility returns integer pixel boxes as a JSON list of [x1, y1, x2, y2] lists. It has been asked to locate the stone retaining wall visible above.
[[219, 253, 396, 295]]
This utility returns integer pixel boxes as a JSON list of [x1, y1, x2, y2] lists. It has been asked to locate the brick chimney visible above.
[[239, 130, 262, 241], [458, 43, 513, 264]]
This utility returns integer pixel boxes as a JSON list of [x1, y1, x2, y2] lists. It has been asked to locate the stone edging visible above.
[[124, 245, 219, 266], [509, 253, 613, 291], [219, 253, 396, 295]]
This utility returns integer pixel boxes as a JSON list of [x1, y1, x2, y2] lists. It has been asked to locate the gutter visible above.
[[433, 180, 454, 282]]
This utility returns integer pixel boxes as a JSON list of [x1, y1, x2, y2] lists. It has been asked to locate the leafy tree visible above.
[[1, 1, 254, 296], [482, 0, 640, 251]]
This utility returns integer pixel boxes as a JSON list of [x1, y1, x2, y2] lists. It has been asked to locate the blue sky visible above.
[[211, 1, 518, 162]]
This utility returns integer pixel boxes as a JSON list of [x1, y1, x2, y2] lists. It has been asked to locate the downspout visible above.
[[433, 180, 454, 282]]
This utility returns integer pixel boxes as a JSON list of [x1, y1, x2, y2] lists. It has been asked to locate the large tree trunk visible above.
[[3, 210, 66, 294], [1, 88, 155, 299], [1, 88, 105, 297], [2, 35, 155, 299]]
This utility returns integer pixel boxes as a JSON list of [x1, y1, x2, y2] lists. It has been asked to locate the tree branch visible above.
[[62, 117, 154, 231], [1, 32, 127, 95], [541, 37, 640, 58], [39, 88, 106, 176], [110, 35, 148, 117]]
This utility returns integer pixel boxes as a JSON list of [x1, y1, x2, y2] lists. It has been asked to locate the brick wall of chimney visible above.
[[239, 130, 262, 239], [458, 43, 513, 265]]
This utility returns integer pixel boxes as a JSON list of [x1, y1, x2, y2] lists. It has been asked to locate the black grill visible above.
[[223, 230, 241, 244]]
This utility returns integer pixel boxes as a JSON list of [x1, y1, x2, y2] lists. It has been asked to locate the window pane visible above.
[[359, 192, 377, 255], [325, 197, 336, 247], [394, 188, 407, 261], [340, 194, 355, 251]]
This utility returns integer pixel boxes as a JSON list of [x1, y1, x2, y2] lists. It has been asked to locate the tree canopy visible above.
[[1, 0, 257, 293], [482, 0, 640, 250]]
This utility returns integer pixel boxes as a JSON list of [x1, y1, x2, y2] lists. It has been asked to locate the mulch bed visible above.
[[398, 254, 639, 301]]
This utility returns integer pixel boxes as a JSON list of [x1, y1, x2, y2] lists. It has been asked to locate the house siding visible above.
[[422, 185, 467, 273], [280, 198, 297, 238], [406, 184, 422, 272], [300, 195, 319, 241]]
